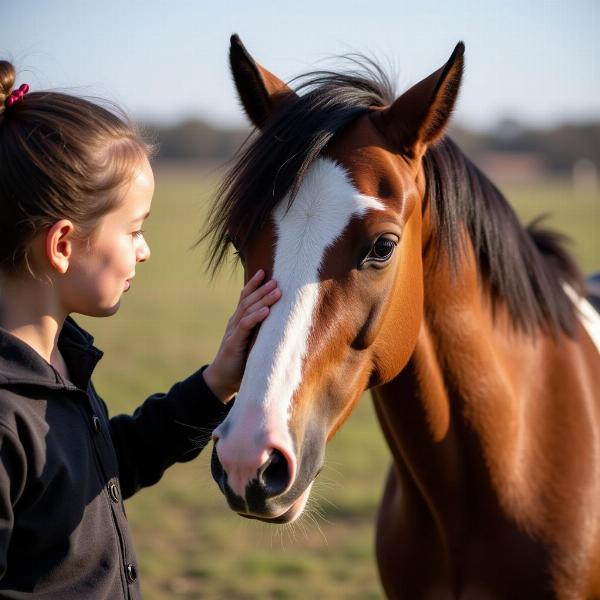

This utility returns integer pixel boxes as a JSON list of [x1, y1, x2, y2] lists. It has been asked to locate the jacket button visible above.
[[92, 415, 101, 433], [108, 482, 120, 503], [126, 562, 138, 583]]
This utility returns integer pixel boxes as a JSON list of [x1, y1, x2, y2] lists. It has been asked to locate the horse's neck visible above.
[[373, 230, 600, 590], [375, 241, 563, 524]]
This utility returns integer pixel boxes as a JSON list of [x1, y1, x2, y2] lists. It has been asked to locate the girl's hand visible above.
[[203, 270, 281, 403]]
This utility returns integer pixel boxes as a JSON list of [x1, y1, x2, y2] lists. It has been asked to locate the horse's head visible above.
[[209, 35, 464, 522]]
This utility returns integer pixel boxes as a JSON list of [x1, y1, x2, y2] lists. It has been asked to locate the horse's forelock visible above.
[[201, 58, 396, 276]]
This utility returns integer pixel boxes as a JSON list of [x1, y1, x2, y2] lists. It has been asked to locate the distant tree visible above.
[[451, 120, 600, 174], [147, 117, 600, 175], [143, 119, 250, 162]]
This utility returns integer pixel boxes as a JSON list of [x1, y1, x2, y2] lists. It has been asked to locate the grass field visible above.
[[79, 167, 599, 600]]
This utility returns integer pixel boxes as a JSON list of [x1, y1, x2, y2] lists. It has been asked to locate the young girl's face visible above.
[[63, 157, 154, 317]]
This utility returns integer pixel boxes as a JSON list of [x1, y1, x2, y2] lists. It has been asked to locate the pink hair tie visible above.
[[5, 83, 30, 108]]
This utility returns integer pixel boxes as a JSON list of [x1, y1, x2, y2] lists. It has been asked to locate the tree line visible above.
[[144, 117, 600, 175]]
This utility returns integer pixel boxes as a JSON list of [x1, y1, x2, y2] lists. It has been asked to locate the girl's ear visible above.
[[46, 220, 75, 274], [370, 42, 465, 159], [229, 34, 298, 129]]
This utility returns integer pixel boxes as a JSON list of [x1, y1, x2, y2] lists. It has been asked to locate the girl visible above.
[[0, 61, 280, 598]]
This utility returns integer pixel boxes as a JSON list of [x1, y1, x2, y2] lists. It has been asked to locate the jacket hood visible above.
[[0, 317, 103, 391]]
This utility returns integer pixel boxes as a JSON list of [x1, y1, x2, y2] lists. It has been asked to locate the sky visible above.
[[1, 0, 599, 131]]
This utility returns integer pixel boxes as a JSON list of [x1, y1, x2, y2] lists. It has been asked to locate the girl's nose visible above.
[[137, 238, 151, 262]]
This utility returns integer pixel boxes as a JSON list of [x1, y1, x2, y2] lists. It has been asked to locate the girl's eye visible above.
[[132, 230, 145, 239], [362, 235, 398, 266]]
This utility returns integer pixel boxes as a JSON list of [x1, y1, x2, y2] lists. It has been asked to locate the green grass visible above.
[[78, 167, 598, 600]]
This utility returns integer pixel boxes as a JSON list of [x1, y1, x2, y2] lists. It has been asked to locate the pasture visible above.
[[79, 165, 599, 600]]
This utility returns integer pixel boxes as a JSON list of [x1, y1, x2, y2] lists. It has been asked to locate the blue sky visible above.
[[2, 0, 599, 130]]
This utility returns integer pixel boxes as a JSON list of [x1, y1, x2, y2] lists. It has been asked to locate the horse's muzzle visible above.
[[210, 442, 321, 523], [210, 444, 296, 519]]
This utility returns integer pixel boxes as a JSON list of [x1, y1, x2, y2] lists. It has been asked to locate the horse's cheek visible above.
[[372, 207, 424, 384]]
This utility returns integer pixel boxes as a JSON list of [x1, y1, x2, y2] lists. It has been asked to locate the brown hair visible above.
[[0, 60, 153, 274]]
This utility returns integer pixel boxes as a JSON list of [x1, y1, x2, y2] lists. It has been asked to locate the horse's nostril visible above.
[[210, 444, 226, 491], [257, 449, 290, 498]]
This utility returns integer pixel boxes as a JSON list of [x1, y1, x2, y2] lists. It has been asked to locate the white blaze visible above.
[[227, 158, 383, 436]]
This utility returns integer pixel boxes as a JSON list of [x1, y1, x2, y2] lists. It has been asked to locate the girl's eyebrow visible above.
[[129, 211, 151, 224]]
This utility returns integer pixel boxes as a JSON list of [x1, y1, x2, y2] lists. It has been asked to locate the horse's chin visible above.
[[238, 484, 313, 524]]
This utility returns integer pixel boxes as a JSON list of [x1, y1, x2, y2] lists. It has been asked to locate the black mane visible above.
[[423, 138, 582, 335], [204, 59, 583, 337]]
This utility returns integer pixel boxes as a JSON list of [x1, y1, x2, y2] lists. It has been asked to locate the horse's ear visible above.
[[229, 34, 297, 129], [371, 42, 465, 157]]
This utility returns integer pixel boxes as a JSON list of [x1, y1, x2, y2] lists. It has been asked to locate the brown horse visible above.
[[206, 35, 600, 599]]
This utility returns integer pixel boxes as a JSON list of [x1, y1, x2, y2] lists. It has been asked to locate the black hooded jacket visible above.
[[0, 317, 229, 598]]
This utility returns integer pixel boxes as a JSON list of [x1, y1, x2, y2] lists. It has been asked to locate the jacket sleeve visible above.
[[103, 367, 231, 500], [0, 423, 26, 579]]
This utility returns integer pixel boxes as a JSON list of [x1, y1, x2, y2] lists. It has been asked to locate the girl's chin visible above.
[[77, 299, 122, 318]]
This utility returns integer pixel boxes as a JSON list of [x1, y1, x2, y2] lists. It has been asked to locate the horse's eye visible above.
[[372, 238, 395, 259], [365, 236, 397, 264]]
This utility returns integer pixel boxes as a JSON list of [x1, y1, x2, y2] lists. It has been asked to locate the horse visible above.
[[205, 35, 600, 599]]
